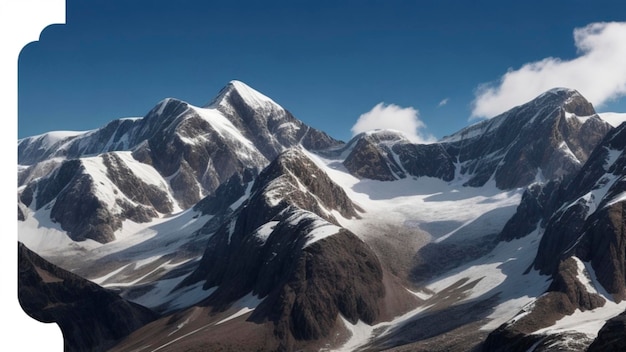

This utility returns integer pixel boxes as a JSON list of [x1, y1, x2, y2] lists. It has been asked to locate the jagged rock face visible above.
[[18, 154, 173, 243], [441, 89, 611, 189], [533, 199, 589, 274], [252, 232, 384, 343], [344, 136, 398, 181], [179, 149, 382, 346], [498, 180, 563, 241], [341, 90, 610, 190], [394, 142, 456, 181], [343, 131, 455, 182], [131, 100, 269, 206], [20, 159, 81, 209], [255, 149, 362, 221], [185, 149, 363, 292], [19, 159, 119, 243], [548, 257, 606, 310], [193, 168, 256, 216], [210, 81, 341, 160], [101, 153, 173, 214], [577, 202, 626, 301], [50, 172, 120, 243], [485, 122, 626, 351], [533, 124, 626, 279], [18, 81, 344, 244], [18, 242, 157, 352], [483, 282, 600, 352]]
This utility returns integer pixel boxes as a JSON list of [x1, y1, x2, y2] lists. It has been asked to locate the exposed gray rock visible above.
[[341, 89, 610, 191], [485, 120, 626, 351], [101, 152, 173, 214], [18, 242, 157, 352], [344, 135, 398, 181], [441, 89, 611, 189], [50, 172, 119, 243], [19, 81, 344, 245], [177, 149, 383, 348], [498, 179, 563, 242]]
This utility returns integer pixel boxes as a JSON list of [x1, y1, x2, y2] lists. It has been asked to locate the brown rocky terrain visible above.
[[18, 242, 157, 352]]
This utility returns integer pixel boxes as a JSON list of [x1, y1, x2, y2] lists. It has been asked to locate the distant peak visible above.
[[526, 87, 595, 117], [350, 129, 411, 144], [206, 80, 281, 110], [534, 87, 584, 105], [544, 87, 580, 95]]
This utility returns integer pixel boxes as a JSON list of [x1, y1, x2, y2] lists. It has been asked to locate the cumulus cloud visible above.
[[438, 98, 450, 107], [472, 21, 626, 119], [351, 103, 436, 144]]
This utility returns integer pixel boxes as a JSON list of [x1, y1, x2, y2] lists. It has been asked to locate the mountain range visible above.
[[17, 80, 626, 351]]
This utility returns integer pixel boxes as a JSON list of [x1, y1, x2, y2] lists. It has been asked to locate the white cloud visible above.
[[351, 102, 436, 144], [438, 98, 450, 107], [472, 21, 626, 119]]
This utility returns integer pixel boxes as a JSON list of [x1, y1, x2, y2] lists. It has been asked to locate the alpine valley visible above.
[[17, 81, 626, 352]]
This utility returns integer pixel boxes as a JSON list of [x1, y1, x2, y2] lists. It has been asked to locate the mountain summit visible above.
[[18, 81, 341, 243], [207, 80, 281, 110]]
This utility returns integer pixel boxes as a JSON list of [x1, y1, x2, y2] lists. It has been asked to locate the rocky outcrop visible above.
[[20, 159, 119, 243], [209, 80, 341, 160], [341, 89, 610, 190], [344, 135, 398, 181], [482, 284, 591, 352], [343, 130, 455, 182], [254, 149, 362, 221], [577, 201, 626, 301], [485, 122, 626, 351], [394, 142, 456, 181], [498, 180, 563, 241], [548, 257, 606, 311], [18, 242, 157, 352], [252, 231, 384, 346], [533, 123, 626, 279], [441, 88, 611, 189], [177, 149, 384, 348], [102, 152, 173, 214]]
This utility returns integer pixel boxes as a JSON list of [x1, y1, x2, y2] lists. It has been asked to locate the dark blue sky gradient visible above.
[[18, 0, 626, 141]]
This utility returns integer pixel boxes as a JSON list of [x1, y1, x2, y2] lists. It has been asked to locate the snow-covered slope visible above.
[[599, 112, 626, 127]]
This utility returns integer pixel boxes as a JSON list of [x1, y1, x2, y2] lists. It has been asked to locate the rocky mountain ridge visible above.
[[18, 81, 340, 243], [17, 82, 626, 351]]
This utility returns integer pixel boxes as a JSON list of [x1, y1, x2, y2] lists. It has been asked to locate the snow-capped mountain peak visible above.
[[205, 80, 281, 111]]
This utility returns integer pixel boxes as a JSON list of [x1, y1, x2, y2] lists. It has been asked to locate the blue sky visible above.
[[18, 0, 626, 142]]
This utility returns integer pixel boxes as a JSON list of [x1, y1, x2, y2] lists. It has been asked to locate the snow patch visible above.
[[253, 221, 279, 244], [215, 293, 263, 325], [228, 80, 279, 109], [189, 105, 258, 153], [229, 182, 253, 210], [604, 147, 622, 171], [304, 222, 342, 247], [558, 141, 580, 164], [534, 300, 626, 338], [572, 257, 597, 295]]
